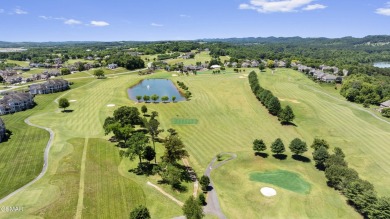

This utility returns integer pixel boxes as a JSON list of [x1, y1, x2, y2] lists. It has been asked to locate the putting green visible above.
[[249, 170, 311, 194]]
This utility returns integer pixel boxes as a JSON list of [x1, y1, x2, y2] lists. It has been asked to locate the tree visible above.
[[61, 68, 71, 75], [159, 163, 183, 189], [161, 96, 169, 103], [144, 117, 163, 163], [199, 175, 210, 192], [312, 146, 330, 170], [271, 138, 285, 154], [129, 205, 151, 219], [151, 111, 159, 120], [58, 98, 70, 112], [267, 96, 281, 116], [143, 146, 156, 163], [172, 96, 177, 102], [382, 108, 390, 118], [182, 196, 204, 219], [136, 95, 142, 103], [259, 63, 265, 72], [127, 132, 149, 164], [151, 94, 159, 103], [311, 138, 330, 150], [253, 139, 267, 154], [94, 69, 105, 78], [325, 165, 359, 190], [162, 134, 189, 164], [289, 138, 308, 156], [369, 197, 390, 219], [141, 105, 147, 116], [278, 105, 295, 124], [344, 179, 377, 216], [113, 106, 142, 127], [267, 60, 275, 69], [198, 193, 206, 206], [143, 95, 150, 103]]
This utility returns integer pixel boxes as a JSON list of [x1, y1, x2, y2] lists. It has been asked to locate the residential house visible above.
[[251, 60, 260, 67], [380, 100, 390, 109], [107, 63, 118, 69], [241, 62, 251, 68], [29, 79, 69, 95], [0, 92, 34, 115], [321, 74, 338, 83]]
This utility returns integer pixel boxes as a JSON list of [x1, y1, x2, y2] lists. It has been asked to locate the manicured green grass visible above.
[[249, 170, 311, 194], [5, 60, 29, 67], [65, 59, 94, 65], [83, 138, 145, 219], [213, 152, 361, 219], [2, 66, 390, 219]]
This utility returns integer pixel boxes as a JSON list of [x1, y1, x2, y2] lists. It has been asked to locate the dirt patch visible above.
[[69, 100, 77, 102], [106, 104, 115, 107]]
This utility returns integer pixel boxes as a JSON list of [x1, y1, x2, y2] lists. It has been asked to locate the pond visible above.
[[127, 79, 185, 102], [373, 62, 390, 68]]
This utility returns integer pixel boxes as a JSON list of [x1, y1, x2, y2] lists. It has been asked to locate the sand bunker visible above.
[[278, 98, 300, 104], [172, 74, 178, 77], [107, 104, 116, 107], [69, 100, 77, 102], [239, 76, 246, 79], [260, 187, 277, 197]]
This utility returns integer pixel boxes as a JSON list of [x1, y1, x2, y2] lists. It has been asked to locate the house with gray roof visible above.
[[0, 92, 34, 115], [29, 79, 69, 95], [380, 100, 390, 108]]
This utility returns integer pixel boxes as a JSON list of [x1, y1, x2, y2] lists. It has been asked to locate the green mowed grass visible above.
[[2, 66, 390, 218], [213, 152, 361, 219], [83, 138, 145, 219], [249, 170, 311, 194], [0, 93, 63, 199], [5, 60, 29, 67]]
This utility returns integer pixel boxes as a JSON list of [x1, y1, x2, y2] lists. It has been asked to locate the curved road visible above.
[[204, 153, 237, 219], [0, 118, 54, 204]]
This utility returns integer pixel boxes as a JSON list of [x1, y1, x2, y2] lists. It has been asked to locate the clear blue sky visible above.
[[0, 0, 389, 42]]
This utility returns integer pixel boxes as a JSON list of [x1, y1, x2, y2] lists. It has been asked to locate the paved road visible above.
[[204, 153, 237, 219], [0, 118, 54, 205]]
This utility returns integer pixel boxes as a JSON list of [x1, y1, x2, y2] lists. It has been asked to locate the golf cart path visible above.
[[0, 79, 96, 204], [0, 117, 55, 205], [204, 152, 237, 219], [147, 181, 184, 206]]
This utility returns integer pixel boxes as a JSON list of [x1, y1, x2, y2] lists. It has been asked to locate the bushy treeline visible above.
[[177, 81, 192, 99], [311, 139, 390, 218], [340, 74, 390, 105], [106, 53, 145, 70], [248, 71, 295, 124], [157, 52, 180, 60]]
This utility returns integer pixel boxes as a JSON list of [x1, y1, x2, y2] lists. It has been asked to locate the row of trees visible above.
[[310, 139, 390, 218], [136, 95, 176, 103], [253, 138, 308, 159], [248, 71, 295, 124], [176, 81, 192, 99]]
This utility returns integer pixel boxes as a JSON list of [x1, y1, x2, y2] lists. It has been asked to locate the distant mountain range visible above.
[[1, 35, 390, 48]]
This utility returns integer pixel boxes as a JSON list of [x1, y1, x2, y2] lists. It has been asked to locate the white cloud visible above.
[[303, 4, 327, 11], [90, 20, 110, 27], [376, 2, 390, 16], [64, 19, 82, 25], [180, 14, 191, 18], [14, 8, 28, 14], [239, 0, 327, 13], [39, 15, 65, 20], [151, 22, 163, 27]]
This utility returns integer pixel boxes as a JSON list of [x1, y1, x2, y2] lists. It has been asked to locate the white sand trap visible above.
[[69, 100, 77, 102], [279, 98, 300, 104], [107, 104, 116, 107], [260, 187, 277, 197], [239, 76, 246, 79], [172, 74, 178, 77]]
